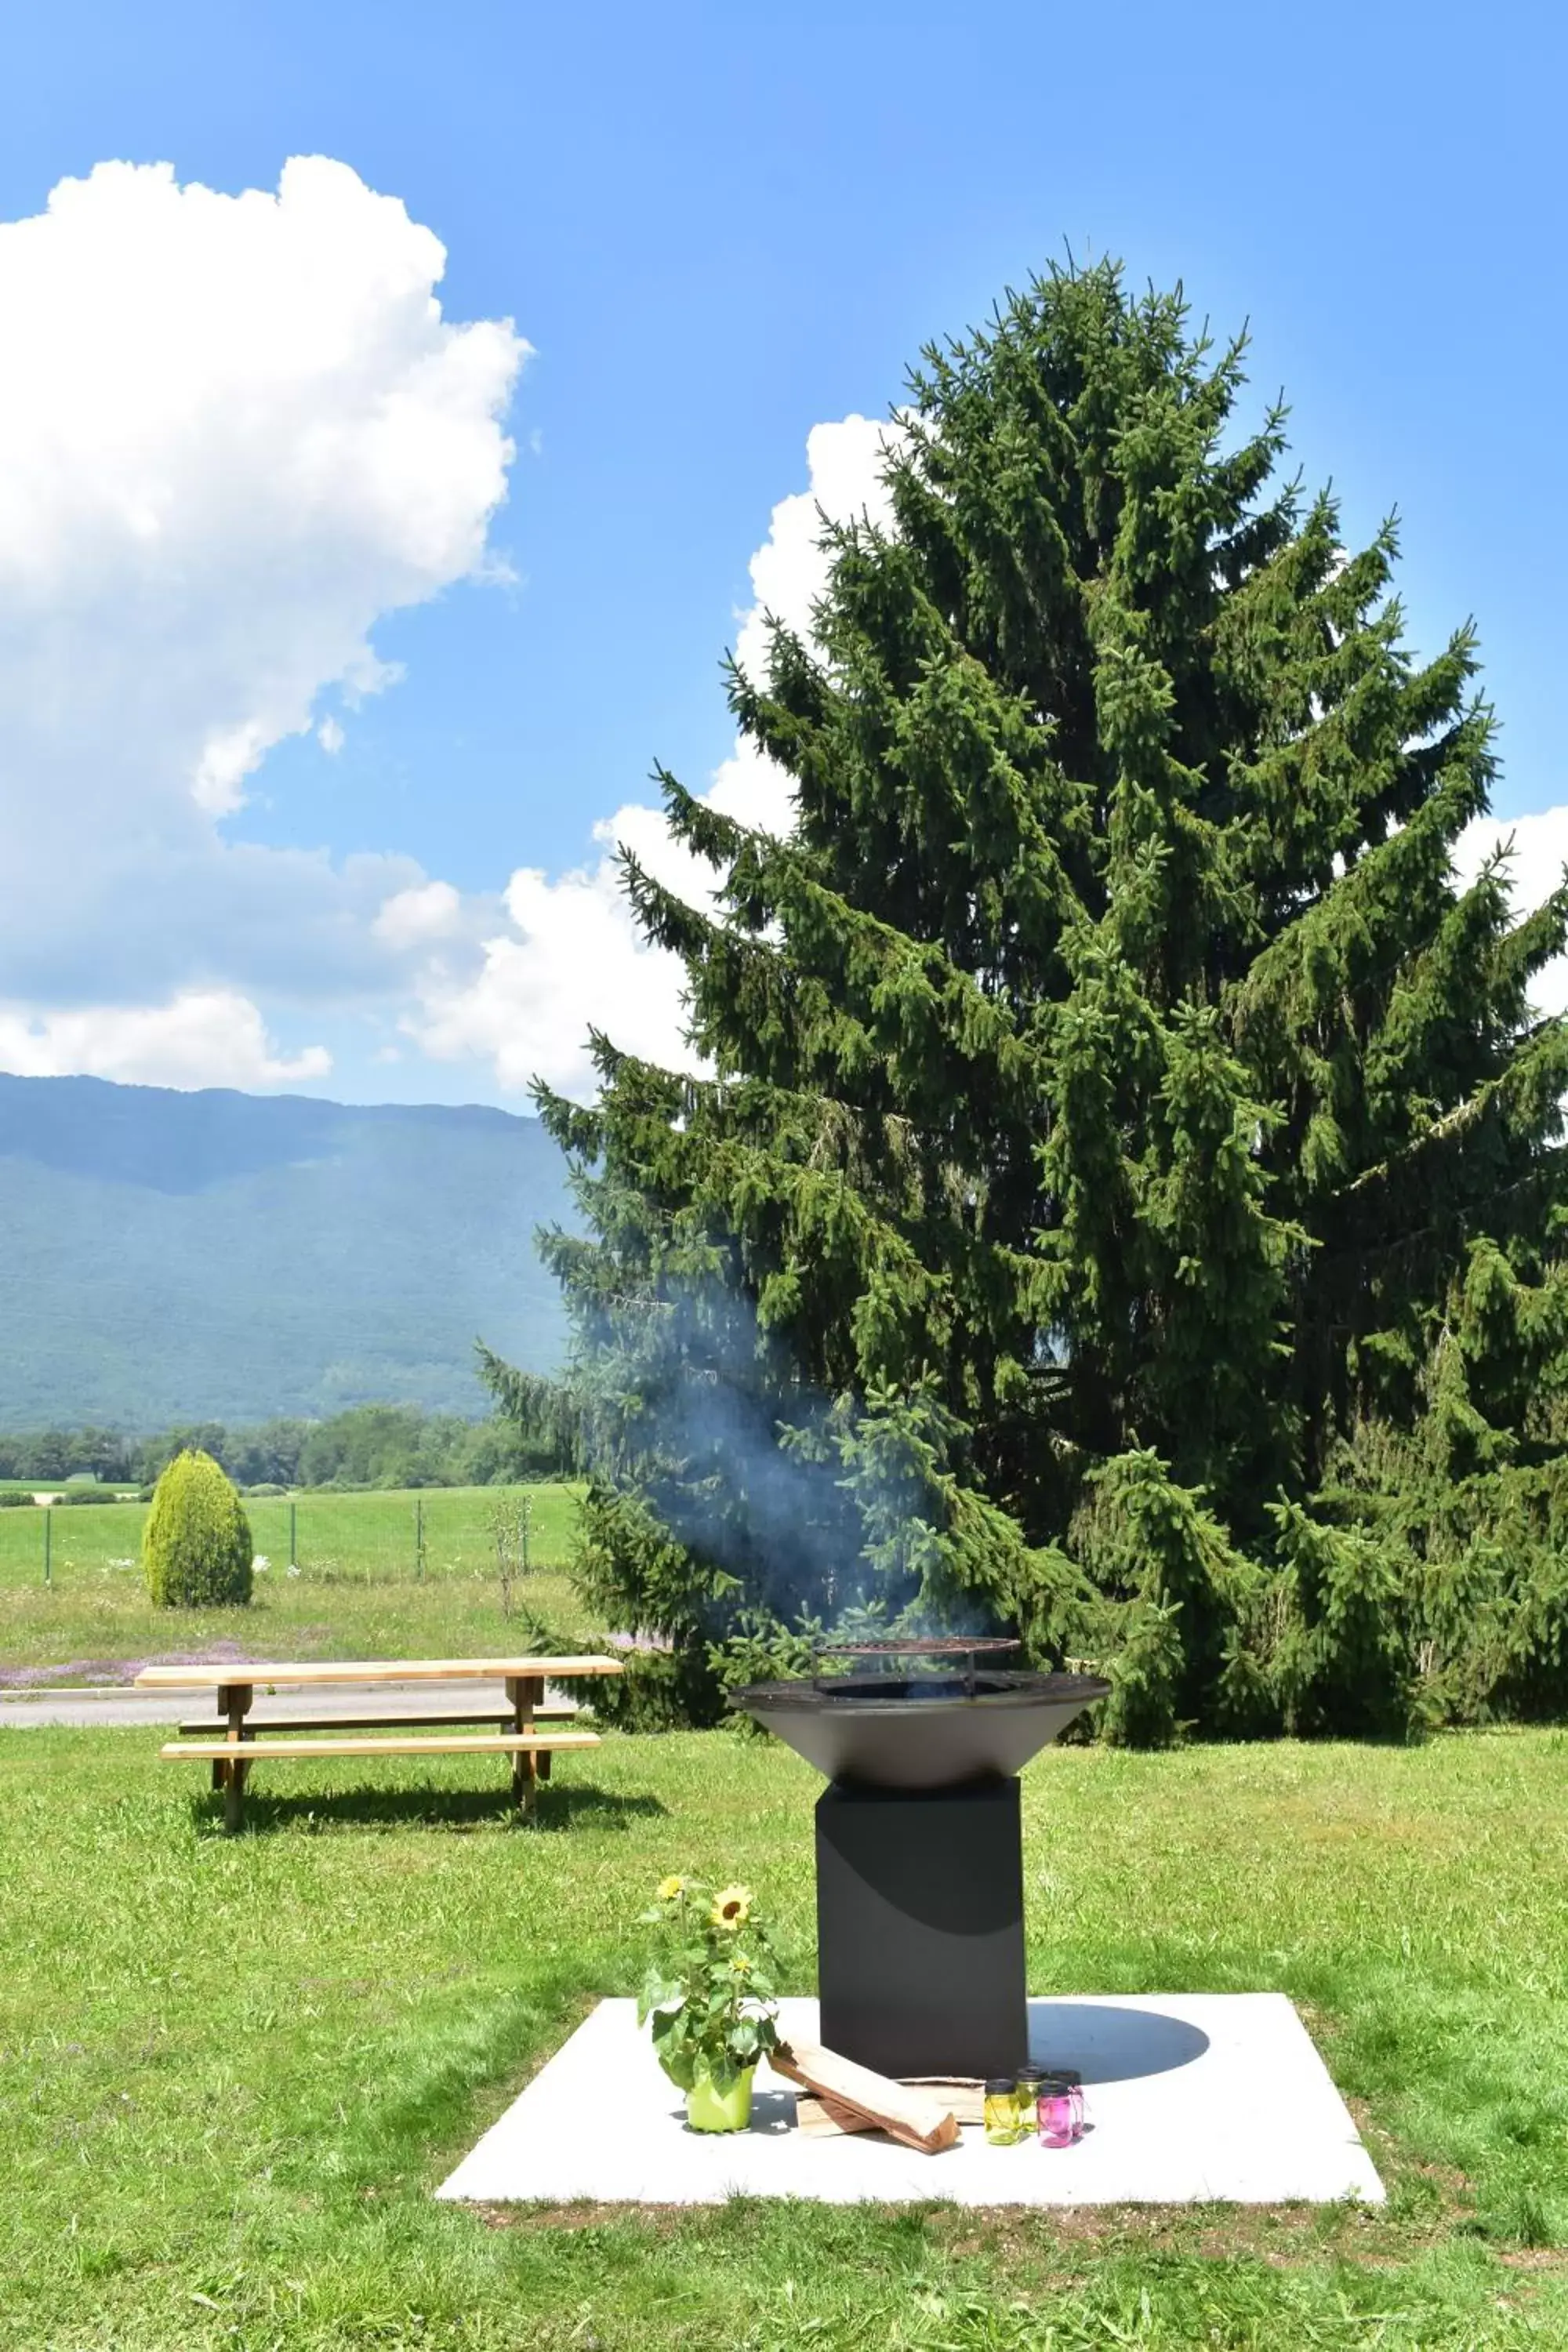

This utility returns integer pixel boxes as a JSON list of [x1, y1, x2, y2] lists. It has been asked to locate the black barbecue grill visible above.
[[731, 1635, 1109, 2078]]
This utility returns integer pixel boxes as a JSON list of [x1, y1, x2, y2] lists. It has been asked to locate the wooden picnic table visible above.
[[135, 1654, 624, 1830]]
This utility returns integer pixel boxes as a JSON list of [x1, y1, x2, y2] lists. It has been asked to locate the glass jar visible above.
[[1036, 2077, 1085, 2148], [982, 2075, 1020, 2146], [1014, 2067, 1049, 2137]]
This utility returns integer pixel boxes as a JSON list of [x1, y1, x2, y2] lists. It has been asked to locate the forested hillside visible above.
[[0, 1076, 568, 1427]]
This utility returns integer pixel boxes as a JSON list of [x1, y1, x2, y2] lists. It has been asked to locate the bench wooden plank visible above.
[[163, 1733, 600, 1759], [176, 1707, 579, 1736], [136, 1655, 624, 1690]]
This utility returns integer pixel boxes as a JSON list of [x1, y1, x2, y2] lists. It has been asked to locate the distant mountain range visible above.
[[0, 1076, 572, 1428]]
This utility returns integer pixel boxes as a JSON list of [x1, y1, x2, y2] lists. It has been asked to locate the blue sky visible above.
[[1, 0, 1564, 1103]]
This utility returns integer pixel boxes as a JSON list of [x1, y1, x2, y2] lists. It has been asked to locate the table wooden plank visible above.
[[135, 1655, 625, 1689]]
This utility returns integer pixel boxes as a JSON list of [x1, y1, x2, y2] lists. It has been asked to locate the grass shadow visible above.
[[529, 1780, 671, 1833], [191, 1779, 669, 1838]]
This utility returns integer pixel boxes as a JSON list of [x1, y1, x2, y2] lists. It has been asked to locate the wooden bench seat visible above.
[[165, 1732, 598, 1759], [175, 1705, 580, 1737], [164, 1730, 601, 1830]]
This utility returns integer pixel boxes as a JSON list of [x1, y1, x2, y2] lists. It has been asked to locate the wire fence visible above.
[[0, 1483, 583, 1594]]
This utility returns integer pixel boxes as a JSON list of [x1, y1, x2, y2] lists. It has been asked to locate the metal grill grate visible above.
[[814, 1636, 1021, 1659], [812, 1635, 1022, 1698]]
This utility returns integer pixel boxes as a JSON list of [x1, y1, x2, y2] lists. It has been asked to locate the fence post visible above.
[[44, 1504, 52, 1588], [415, 1495, 426, 1581]]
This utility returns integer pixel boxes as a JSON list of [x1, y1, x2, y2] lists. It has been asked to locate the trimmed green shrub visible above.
[[143, 1449, 254, 1608]]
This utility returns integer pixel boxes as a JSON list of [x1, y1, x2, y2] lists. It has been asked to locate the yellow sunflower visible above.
[[710, 1883, 753, 1933], [656, 1875, 686, 1902]]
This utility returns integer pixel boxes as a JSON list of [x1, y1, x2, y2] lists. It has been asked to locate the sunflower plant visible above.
[[637, 1875, 781, 2092]]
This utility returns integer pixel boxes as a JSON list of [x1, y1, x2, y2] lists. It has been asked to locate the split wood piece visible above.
[[795, 2093, 878, 2137], [771, 2039, 959, 2154], [795, 2078, 985, 2135], [905, 2076, 986, 2125]]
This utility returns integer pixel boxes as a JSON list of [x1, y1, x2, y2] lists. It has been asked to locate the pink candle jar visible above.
[[1036, 2078, 1084, 2147]]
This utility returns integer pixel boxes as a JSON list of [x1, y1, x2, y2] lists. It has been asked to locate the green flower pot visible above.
[[684, 2065, 757, 2133]]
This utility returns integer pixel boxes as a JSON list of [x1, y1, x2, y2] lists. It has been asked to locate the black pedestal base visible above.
[[815, 1776, 1027, 2079]]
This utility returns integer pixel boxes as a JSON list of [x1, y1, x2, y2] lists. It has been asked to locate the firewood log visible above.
[[771, 2039, 959, 2153], [794, 2080, 985, 2136]]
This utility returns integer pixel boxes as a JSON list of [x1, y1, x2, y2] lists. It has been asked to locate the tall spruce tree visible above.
[[509, 262, 1568, 1739]]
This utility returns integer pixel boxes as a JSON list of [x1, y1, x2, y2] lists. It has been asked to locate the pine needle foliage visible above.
[[516, 260, 1568, 1740], [142, 1446, 253, 1608]]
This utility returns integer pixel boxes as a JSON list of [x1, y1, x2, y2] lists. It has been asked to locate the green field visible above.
[[0, 1485, 590, 1675], [2, 1724, 1566, 2350], [5, 1493, 1568, 2347]]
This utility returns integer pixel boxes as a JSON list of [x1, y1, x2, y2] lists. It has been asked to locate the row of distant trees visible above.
[[0, 1399, 580, 1491]]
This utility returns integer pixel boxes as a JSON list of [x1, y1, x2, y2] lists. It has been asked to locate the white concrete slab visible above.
[[437, 1994, 1384, 2208]]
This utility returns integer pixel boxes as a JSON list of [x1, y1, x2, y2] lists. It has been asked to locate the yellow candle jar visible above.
[[1014, 2067, 1049, 2136], [983, 2075, 1021, 2146]]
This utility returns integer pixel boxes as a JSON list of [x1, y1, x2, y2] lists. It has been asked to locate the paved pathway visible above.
[[0, 1679, 521, 1730]]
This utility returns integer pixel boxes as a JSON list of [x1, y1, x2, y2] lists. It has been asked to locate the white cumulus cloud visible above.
[[408, 414, 898, 1098], [0, 989, 330, 1088], [413, 862, 696, 1097], [1455, 806, 1568, 1018], [0, 154, 524, 1080], [373, 879, 465, 951]]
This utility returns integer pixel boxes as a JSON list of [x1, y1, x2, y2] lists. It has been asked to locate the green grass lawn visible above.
[[2, 1723, 1566, 2350], [0, 1485, 590, 1674]]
